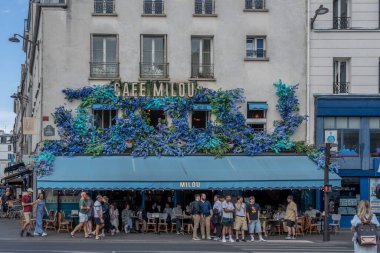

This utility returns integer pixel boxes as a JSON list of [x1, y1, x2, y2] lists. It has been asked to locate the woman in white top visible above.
[[110, 203, 120, 234], [351, 200, 380, 253]]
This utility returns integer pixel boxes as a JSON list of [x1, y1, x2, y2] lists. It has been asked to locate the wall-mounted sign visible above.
[[44, 125, 55, 136], [23, 117, 37, 135], [180, 181, 201, 188], [324, 130, 338, 151], [370, 178, 380, 213], [114, 82, 197, 98]]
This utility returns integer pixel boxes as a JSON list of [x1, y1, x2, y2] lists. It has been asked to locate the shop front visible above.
[[37, 155, 340, 215]]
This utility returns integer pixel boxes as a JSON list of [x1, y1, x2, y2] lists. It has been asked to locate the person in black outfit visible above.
[[190, 194, 201, 240]]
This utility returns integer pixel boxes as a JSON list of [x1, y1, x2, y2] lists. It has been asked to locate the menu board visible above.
[[370, 178, 380, 214]]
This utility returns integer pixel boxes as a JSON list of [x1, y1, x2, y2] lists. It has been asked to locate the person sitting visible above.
[[259, 209, 269, 237], [121, 203, 133, 234], [163, 203, 173, 221], [172, 204, 182, 234], [305, 205, 320, 219], [135, 207, 147, 233]]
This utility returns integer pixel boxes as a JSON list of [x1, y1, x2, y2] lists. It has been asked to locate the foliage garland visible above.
[[32, 80, 334, 177]]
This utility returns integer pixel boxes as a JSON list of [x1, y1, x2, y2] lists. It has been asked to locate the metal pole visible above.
[[323, 143, 330, 242]]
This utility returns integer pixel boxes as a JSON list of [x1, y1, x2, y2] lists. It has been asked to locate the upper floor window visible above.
[[245, 0, 265, 10], [91, 35, 119, 78], [247, 102, 267, 132], [370, 118, 380, 156], [191, 37, 214, 79], [146, 109, 166, 128], [246, 36, 266, 59], [140, 35, 168, 79], [94, 109, 117, 128], [94, 0, 115, 14], [143, 0, 164, 15], [333, 59, 350, 94], [333, 0, 350, 29], [194, 0, 215, 15], [8, 145, 11, 151]]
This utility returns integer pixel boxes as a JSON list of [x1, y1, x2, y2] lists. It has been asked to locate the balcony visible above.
[[333, 82, 350, 94], [194, 0, 216, 16], [39, 0, 67, 6], [191, 64, 214, 79], [246, 49, 267, 59], [143, 0, 165, 15], [140, 62, 169, 79], [94, 0, 115, 14], [90, 62, 119, 79], [333, 17, 351, 29], [244, 0, 266, 11]]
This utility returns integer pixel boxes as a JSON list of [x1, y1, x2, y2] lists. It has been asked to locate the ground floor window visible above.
[[145, 109, 166, 128], [94, 109, 117, 128], [191, 111, 208, 129], [331, 177, 360, 216], [248, 123, 266, 132]]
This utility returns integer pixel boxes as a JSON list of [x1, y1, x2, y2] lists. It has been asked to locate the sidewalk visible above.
[[0, 218, 353, 245]]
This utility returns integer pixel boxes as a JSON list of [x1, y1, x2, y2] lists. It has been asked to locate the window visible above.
[[333, 0, 350, 29], [8, 145, 11, 151], [94, 110, 117, 128], [192, 111, 208, 129], [143, 0, 164, 14], [140, 35, 168, 79], [91, 35, 118, 78], [247, 109, 266, 119], [333, 59, 350, 94], [248, 123, 266, 132], [146, 110, 166, 128], [194, 0, 215, 15], [338, 130, 359, 155], [94, 0, 115, 14], [245, 0, 265, 10], [370, 131, 380, 156], [246, 37, 266, 59], [191, 37, 213, 79]]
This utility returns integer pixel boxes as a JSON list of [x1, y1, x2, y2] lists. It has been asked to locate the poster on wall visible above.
[[324, 130, 338, 151], [370, 178, 380, 213]]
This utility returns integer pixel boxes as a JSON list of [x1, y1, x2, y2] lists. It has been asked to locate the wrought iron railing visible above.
[[140, 62, 169, 79], [94, 0, 115, 14], [333, 82, 350, 94], [143, 0, 164, 14], [245, 0, 265, 10], [333, 17, 351, 29], [246, 49, 266, 59], [194, 0, 215, 15], [191, 64, 214, 79], [90, 62, 119, 78]]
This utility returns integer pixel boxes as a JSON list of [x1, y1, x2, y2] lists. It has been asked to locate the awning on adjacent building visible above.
[[4, 163, 25, 174], [192, 104, 212, 111], [37, 155, 341, 190], [248, 102, 268, 110]]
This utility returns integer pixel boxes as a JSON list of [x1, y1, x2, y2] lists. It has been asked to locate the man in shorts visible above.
[[234, 196, 247, 242], [94, 195, 104, 240], [285, 195, 298, 240], [71, 192, 90, 238], [21, 188, 35, 237], [221, 195, 235, 243], [246, 196, 266, 242]]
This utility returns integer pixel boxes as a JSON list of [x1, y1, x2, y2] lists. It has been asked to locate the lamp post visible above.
[[310, 5, 329, 29], [8, 34, 39, 46]]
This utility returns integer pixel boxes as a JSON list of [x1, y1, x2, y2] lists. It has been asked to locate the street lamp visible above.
[[311, 5, 329, 29], [8, 34, 39, 46]]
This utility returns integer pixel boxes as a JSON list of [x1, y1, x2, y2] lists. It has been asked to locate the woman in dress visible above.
[[351, 200, 380, 253], [34, 193, 48, 237]]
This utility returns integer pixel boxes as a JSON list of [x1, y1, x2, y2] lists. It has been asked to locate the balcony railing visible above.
[[140, 62, 169, 79], [39, 0, 66, 5], [333, 17, 351, 29], [194, 0, 215, 15], [245, 0, 265, 10], [333, 82, 350, 94], [143, 0, 164, 15], [90, 62, 119, 78], [191, 64, 214, 79], [94, 0, 115, 14], [246, 49, 266, 59]]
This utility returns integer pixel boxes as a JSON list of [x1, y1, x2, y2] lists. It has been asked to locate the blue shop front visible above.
[[315, 95, 380, 228]]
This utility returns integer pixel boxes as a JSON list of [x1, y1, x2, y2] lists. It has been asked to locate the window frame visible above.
[[191, 110, 209, 129], [93, 109, 118, 129], [191, 36, 214, 79], [248, 123, 266, 133], [143, 0, 165, 15], [333, 58, 350, 94], [370, 130, 380, 157], [90, 34, 119, 78], [140, 34, 168, 79], [93, 0, 116, 14], [246, 36, 267, 60]]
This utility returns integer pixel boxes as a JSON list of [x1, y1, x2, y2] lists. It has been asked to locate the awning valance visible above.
[[37, 155, 341, 190], [193, 104, 212, 111], [248, 102, 268, 110]]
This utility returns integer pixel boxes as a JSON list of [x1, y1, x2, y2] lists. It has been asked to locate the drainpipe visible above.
[[306, 0, 311, 144]]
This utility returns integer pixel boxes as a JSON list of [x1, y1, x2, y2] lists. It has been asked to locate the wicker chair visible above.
[[44, 210, 57, 231], [57, 211, 72, 233]]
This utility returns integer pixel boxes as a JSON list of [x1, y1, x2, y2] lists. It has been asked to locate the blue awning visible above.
[[248, 102, 268, 110], [37, 156, 341, 190], [193, 104, 212, 111]]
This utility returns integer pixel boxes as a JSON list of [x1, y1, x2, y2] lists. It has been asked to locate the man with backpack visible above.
[[190, 194, 201, 240], [200, 193, 213, 240], [212, 195, 223, 241]]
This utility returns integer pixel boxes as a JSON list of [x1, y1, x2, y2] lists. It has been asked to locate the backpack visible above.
[[356, 215, 378, 247]]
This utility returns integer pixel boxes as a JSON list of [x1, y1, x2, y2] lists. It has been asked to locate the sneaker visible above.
[[236, 239, 240, 242], [222, 238, 227, 243], [201, 236, 205, 240], [20, 230, 24, 237], [192, 237, 201, 241], [214, 237, 219, 241], [242, 238, 246, 242], [100, 233, 106, 238], [259, 238, 267, 242], [285, 235, 292, 240], [207, 237, 212, 240], [250, 237, 255, 242], [42, 232, 47, 237], [291, 236, 296, 240], [176, 232, 180, 235], [229, 238, 235, 243]]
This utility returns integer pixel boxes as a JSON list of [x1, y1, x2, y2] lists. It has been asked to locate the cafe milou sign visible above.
[[114, 81, 198, 98]]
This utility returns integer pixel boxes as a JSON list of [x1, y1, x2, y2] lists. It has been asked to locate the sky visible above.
[[0, 0, 28, 133]]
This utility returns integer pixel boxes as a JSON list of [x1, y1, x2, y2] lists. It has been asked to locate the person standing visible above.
[[1, 188, 11, 213], [110, 203, 120, 234], [71, 192, 90, 238], [351, 200, 380, 253], [86, 194, 94, 235], [93, 195, 104, 240], [221, 195, 235, 243], [102, 196, 113, 236], [200, 193, 213, 240], [246, 196, 266, 242], [172, 203, 183, 235], [190, 194, 201, 241], [234, 196, 247, 242], [121, 203, 133, 234], [212, 195, 223, 241], [285, 195, 298, 240], [33, 193, 48, 237], [20, 188, 35, 237]]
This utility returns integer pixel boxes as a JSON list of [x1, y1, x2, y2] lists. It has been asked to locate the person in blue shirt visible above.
[[200, 193, 213, 240]]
